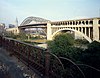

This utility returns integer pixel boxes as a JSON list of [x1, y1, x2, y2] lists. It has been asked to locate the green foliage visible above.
[[4, 32, 18, 39], [80, 41, 100, 69], [54, 33, 74, 46], [75, 39, 89, 45], [47, 33, 83, 61], [48, 33, 100, 78], [4, 31, 27, 40], [87, 41, 100, 53], [18, 32, 27, 40], [76, 41, 100, 78]]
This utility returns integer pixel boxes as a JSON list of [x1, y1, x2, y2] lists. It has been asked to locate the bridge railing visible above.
[[0, 36, 46, 76], [0, 36, 66, 78], [51, 19, 94, 26], [51, 18, 100, 26]]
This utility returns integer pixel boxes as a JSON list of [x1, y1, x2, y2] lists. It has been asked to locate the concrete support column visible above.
[[74, 27, 78, 39], [57, 27, 59, 30], [88, 27, 90, 38], [47, 22, 52, 40], [55, 28, 57, 31], [85, 27, 87, 35], [81, 27, 83, 33], [93, 19, 99, 41]]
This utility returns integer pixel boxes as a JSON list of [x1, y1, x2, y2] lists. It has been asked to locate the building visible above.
[[0, 23, 5, 33], [6, 27, 20, 35], [9, 24, 15, 28]]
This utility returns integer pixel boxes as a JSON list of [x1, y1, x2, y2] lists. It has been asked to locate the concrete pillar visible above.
[[81, 27, 83, 33], [88, 27, 90, 38], [47, 22, 52, 40], [93, 19, 99, 41], [85, 27, 87, 35], [74, 27, 79, 39]]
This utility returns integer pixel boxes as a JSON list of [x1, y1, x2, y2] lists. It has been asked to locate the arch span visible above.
[[52, 28, 92, 43], [20, 16, 50, 26]]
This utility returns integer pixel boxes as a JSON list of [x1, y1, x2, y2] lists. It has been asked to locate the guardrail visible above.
[[0, 36, 64, 78]]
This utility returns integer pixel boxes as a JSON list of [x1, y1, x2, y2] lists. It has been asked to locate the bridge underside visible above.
[[51, 28, 92, 43]]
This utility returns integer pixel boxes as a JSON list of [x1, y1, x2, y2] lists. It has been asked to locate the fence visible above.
[[0, 36, 64, 78]]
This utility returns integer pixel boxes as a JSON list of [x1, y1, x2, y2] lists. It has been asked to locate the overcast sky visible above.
[[0, 0, 100, 26]]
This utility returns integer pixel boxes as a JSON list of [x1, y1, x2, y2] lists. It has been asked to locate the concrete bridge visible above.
[[6, 17, 100, 43]]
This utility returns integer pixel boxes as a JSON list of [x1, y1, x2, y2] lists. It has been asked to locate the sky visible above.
[[0, 0, 100, 26]]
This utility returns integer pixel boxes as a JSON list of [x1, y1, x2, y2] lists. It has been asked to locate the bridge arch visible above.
[[52, 28, 92, 43], [20, 16, 50, 26]]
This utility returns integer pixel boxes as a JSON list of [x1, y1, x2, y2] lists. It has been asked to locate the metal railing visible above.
[[0, 36, 64, 78]]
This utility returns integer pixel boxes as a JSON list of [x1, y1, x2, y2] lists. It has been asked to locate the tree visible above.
[[17, 32, 27, 41], [48, 33, 100, 78], [47, 33, 82, 59], [4, 31, 18, 39], [81, 41, 100, 69], [47, 33, 85, 78], [77, 41, 100, 78]]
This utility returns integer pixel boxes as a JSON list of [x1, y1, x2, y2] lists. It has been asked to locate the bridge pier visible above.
[[88, 27, 90, 38], [93, 19, 99, 41], [47, 23, 52, 40]]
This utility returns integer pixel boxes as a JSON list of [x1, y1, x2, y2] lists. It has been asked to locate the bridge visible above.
[[2, 17, 100, 78], [6, 17, 100, 42]]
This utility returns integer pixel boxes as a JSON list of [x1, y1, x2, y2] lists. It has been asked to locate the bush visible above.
[[47, 33, 83, 59], [75, 39, 89, 45], [80, 41, 100, 69], [48, 33, 100, 78], [4, 32, 18, 39]]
